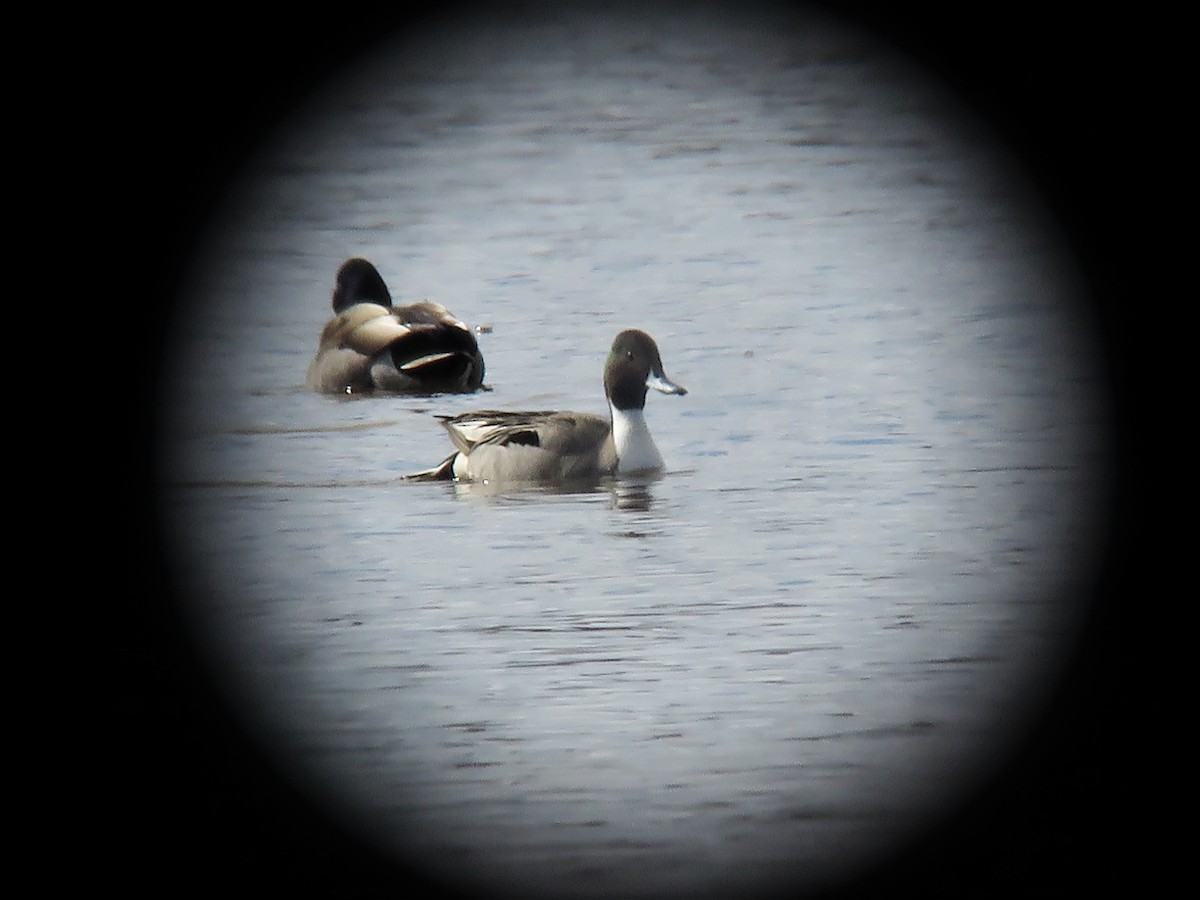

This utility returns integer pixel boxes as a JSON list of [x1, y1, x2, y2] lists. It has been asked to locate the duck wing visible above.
[[316, 303, 411, 356], [440, 411, 613, 482], [310, 302, 485, 393], [381, 303, 484, 388]]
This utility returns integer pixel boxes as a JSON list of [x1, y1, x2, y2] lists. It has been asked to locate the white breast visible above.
[[610, 405, 664, 473]]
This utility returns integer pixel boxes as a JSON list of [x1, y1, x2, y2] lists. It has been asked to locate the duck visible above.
[[406, 328, 687, 484], [306, 257, 486, 394]]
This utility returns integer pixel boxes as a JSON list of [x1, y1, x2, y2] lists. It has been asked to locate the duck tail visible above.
[[403, 454, 458, 481], [390, 326, 485, 391]]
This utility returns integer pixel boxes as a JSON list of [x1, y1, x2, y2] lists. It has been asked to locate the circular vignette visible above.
[[140, 2, 1128, 898]]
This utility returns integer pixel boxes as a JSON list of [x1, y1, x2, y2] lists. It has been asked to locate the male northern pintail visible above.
[[407, 329, 687, 484], [306, 257, 486, 394]]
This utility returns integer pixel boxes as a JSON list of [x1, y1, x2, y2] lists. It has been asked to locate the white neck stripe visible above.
[[611, 404, 664, 473]]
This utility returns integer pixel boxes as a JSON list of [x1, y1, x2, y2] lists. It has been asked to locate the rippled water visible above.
[[156, 6, 1112, 898]]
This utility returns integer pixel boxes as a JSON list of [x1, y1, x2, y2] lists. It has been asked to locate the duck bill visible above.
[[646, 371, 687, 396]]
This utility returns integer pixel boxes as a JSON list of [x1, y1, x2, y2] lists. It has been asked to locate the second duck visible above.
[[307, 257, 486, 394]]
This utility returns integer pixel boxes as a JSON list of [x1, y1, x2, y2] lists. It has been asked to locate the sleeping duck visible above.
[[306, 257, 486, 394], [406, 329, 686, 484]]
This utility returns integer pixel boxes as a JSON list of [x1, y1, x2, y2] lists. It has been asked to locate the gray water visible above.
[[158, 5, 1112, 898]]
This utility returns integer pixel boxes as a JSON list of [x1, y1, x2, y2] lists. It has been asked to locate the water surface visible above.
[[158, 5, 1111, 898]]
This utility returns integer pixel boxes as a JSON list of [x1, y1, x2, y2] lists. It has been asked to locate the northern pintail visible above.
[[407, 329, 687, 484], [306, 257, 486, 394]]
